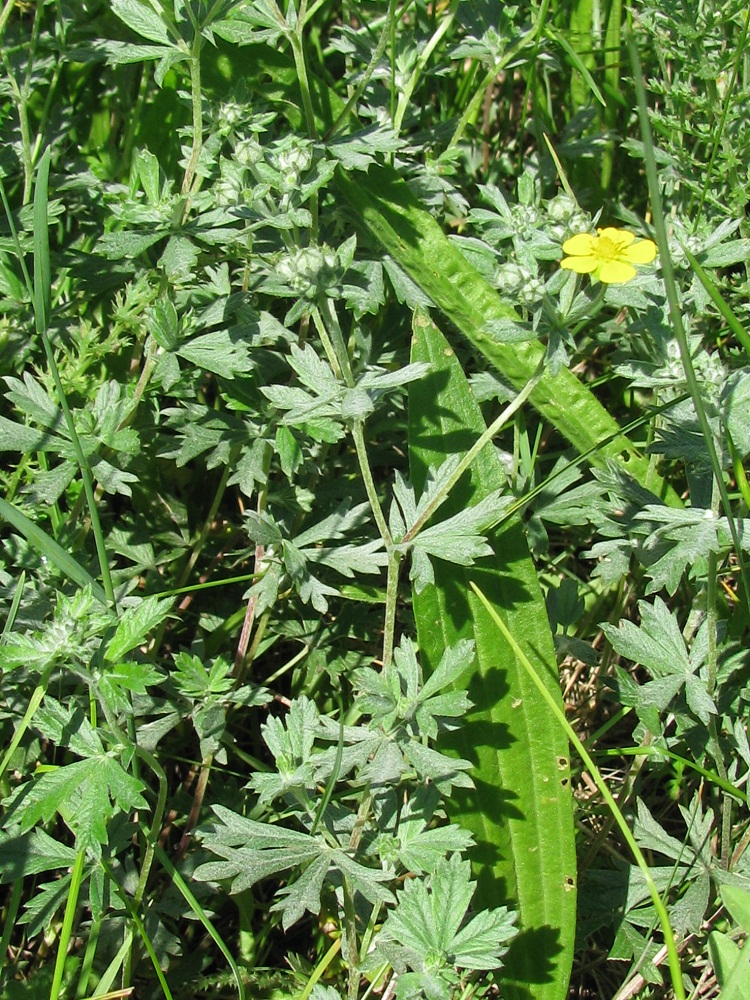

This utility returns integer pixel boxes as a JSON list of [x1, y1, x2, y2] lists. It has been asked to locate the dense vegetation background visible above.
[[1, 2, 750, 999]]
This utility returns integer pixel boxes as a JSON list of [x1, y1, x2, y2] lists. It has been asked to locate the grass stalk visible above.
[[48, 850, 87, 1000], [470, 581, 687, 1000], [627, 25, 750, 616]]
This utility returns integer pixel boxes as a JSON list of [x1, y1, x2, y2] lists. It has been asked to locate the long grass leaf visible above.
[[335, 162, 680, 506], [683, 246, 750, 358], [627, 25, 750, 613], [0, 496, 109, 606], [409, 312, 576, 1000], [153, 842, 246, 1000], [33, 147, 51, 335], [470, 581, 686, 1000]]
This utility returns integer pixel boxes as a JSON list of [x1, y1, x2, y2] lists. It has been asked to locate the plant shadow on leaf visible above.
[[501, 925, 565, 995]]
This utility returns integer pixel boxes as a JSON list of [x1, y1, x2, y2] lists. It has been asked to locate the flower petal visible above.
[[622, 238, 657, 264], [598, 227, 635, 247], [597, 260, 636, 283], [561, 254, 599, 274], [562, 233, 597, 255]]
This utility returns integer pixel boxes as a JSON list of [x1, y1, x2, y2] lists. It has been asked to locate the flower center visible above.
[[596, 236, 619, 260]]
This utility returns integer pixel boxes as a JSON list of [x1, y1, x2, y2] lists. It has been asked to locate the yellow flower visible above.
[[560, 227, 657, 284]]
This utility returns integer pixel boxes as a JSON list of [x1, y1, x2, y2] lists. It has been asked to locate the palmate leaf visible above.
[[376, 786, 475, 873], [34, 698, 103, 757], [378, 854, 517, 996], [18, 756, 147, 856], [17, 876, 74, 938], [601, 597, 717, 724], [195, 805, 395, 927], [104, 594, 174, 663], [0, 828, 77, 883]]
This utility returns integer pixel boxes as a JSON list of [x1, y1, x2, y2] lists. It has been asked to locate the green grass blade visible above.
[[683, 246, 750, 359], [627, 24, 750, 613], [335, 162, 680, 506], [152, 842, 245, 1000], [33, 147, 52, 335], [469, 581, 686, 1000], [548, 24, 606, 108], [49, 850, 86, 1000], [2, 569, 26, 637], [0, 496, 109, 606], [408, 312, 576, 1000], [0, 671, 52, 783], [30, 149, 117, 607]]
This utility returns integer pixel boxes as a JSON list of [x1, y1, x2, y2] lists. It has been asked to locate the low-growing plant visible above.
[[1, 3, 749, 1000]]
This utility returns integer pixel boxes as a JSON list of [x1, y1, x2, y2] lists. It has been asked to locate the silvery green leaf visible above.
[[95, 230, 167, 259], [381, 855, 515, 975], [3, 373, 62, 429], [34, 698, 103, 757], [409, 547, 435, 593], [177, 330, 253, 379], [111, 0, 173, 44], [601, 597, 690, 679], [0, 829, 77, 884], [96, 40, 177, 65], [332, 849, 395, 905], [633, 800, 694, 863], [288, 343, 339, 393], [403, 742, 473, 791], [309, 986, 343, 1000], [327, 126, 402, 170], [341, 387, 375, 421], [420, 639, 474, 699], [451, 904, 517, 969], [270, 854, 329, 929], [194, 844, 321, 893], [392, 473, 418, 533], [203, 805, 317, 849], [359, 363, 431, 392], [414, 531, 492, 566], [244, 510, 283, 546], [312, 540, 388, 578], [294, 501, 370, 547], [0, 416, 65, 453]]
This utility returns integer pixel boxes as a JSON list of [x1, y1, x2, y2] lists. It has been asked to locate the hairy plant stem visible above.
[[343, 789, 374, 1000], [234, 440, 274, 676], [176, 752, 214, 856], [342, 876, 361, 1000], [704, 483, 732, 867], [0, 0, 16, 36], [381, 550, 402, 670], [312, 304, 346, 382], [289, 14, 317, 139], [181, 23, 204, 202], [315, 300, 399, 665]]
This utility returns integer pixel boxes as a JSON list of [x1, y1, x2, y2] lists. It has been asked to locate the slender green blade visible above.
[[335, 162, 679, 505], [684, 246, 750, 358], [408, 312, 576, 1000], [33, 147, 52, 335], [0, 496, 109, 607]]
